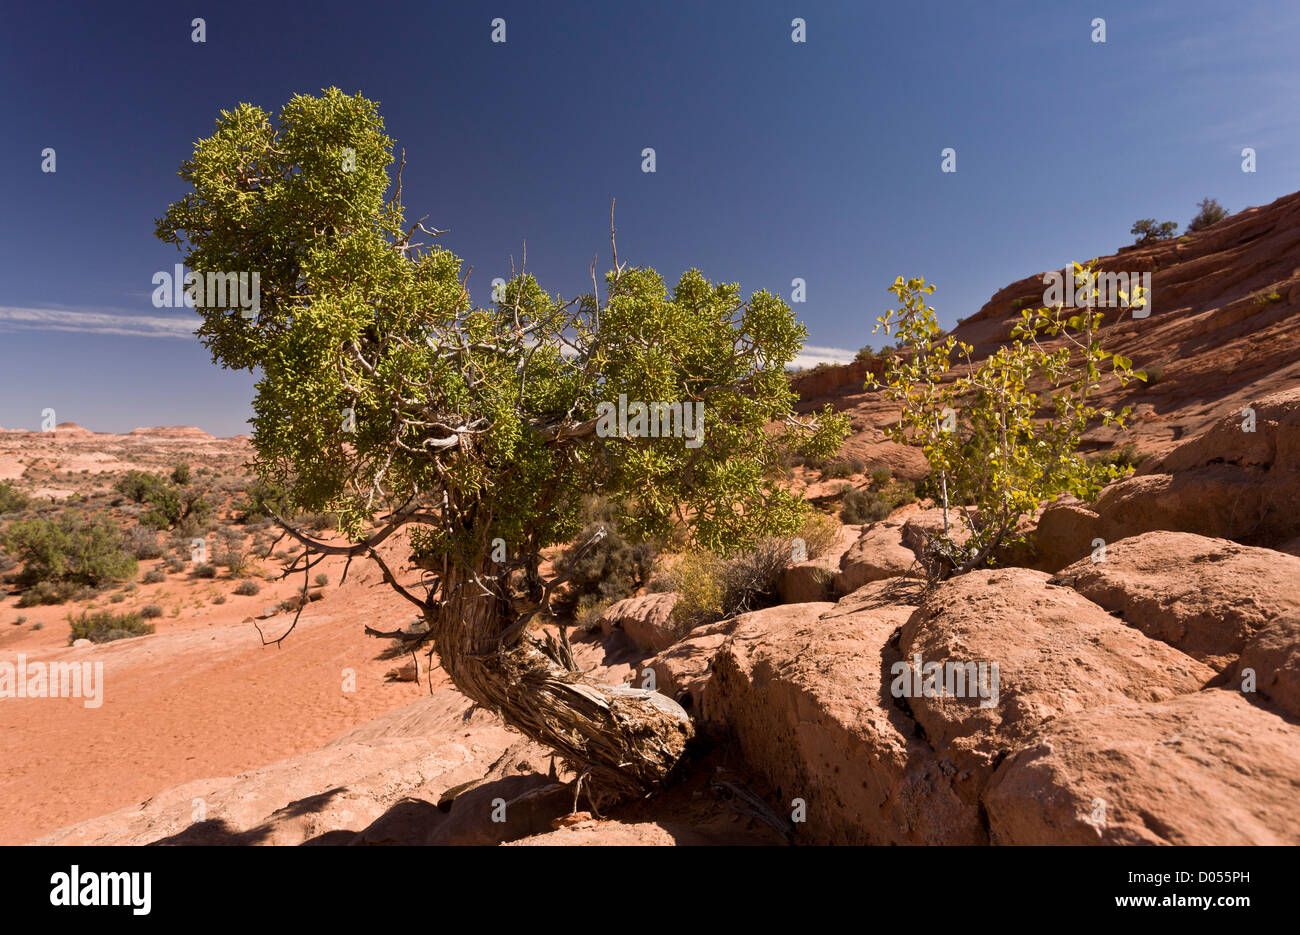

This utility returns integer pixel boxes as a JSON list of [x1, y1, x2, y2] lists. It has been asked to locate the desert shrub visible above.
[[1, 513, 138, 597], [114, 470, 164, 503], [140, 604, 163, 618], [573, 594, 613, 632], [313, 572, 329, 587], [192, 563, 217, 579], [557, 522, 644, 604], [841, 487, 892, 524], [234, 579, 261, 596], [127, 526, 164, 560], [170, 463, 191, 485], [213, 594, 227, 605], [142, 569, 166, 584], [872, 265, 1140, 578], [1138, 362, 1167, 386], [1187, 197, 1229, 233], [31, 621, 43, 630], [164, 557, 185, 574], [0, 482, 29, 515], [716, 537, 797, 616], [13, 615, 26, 625], [821, 457, 864, 479], [1130, 219, 1178, 245], [854, 345, 876, 361], [870, 465, 892, 487], [109, 592, 126, 603], [1088, 442, 1144, 473], [17, 580, 76, 607], [654, 551, 725, 634], [67, 609, 155, 644], [795, 510, 839, 560]]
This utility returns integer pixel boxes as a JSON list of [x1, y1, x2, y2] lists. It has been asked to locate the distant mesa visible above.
[[127, 426, 214, 439], [53, 422, 96, 436]]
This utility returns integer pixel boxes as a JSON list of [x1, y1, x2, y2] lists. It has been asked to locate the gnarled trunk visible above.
[[428, 562, 693, 807]]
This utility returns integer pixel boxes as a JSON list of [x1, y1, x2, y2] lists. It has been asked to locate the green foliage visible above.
[[1130, 219, 1178, 245], [1086, 442, 1145, 475], [1, 513, 137, 598], [67, 609, 155, 644], [0, 482, 29, 514], [870, 465, 892, 487], [156, 89, 850, 584], [855, 345, 876, 361], [170, 463, 192, 485], [1187, 198, 1229, 233], [114, 470, 161, 503], [871, 263, 1140, 577], [840, 486, 892, 524]]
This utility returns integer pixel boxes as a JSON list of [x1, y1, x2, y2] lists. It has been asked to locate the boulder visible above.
[[984, 690, 1300, 844], [598, 592, 679, 653], [898, 568, 1215, 809], [1053, 531, 1300, 669], [645, 628, 729, 713], [702, 600, 980, 845], [1035, 388, 1300, 568], [832, 521, 919, 594], [779, 523, 862, 603], [426, 774, 571, 846], [1232, 612, 1300, 718]]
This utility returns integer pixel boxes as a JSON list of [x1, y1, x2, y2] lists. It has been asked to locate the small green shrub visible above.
[[140, 604, 163, 618], [142, 569, 166, 584], [170, 463, 191, 485], [841, 487, 892, 524], [313, 572, 329, 587], [68, 609, 155, 644], [0, 482, 29, 514], [870, 465, 892, 487], [192, 563, 217, 579], [1186, 197, 1229, 233], [234, 579, 261, 596], [1, 513, 137, 597]]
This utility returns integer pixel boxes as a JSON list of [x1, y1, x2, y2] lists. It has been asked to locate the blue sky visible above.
[[2, 0, 1297, 436]]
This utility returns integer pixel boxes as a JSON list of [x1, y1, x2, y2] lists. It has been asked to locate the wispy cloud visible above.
[[0, 306, 200, 339], [790, 344, 856, 369]]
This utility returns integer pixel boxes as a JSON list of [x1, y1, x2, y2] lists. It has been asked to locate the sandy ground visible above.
[[0, 548, 427, 845]]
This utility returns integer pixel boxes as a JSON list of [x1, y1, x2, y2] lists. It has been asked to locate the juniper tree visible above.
[[156, 89, 847, 803]]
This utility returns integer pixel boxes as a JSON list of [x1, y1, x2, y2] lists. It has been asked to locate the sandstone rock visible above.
[[506, 820, 682, 845], [984, 690, 1300, 844], [1036, 388, 1300, 568], [779, 523, 861, 603], [598, 592, 679, 653], [646, 631, 727, 713], [833, 521, 919, 593], [702, 601, 980, 844], [1233, 612, 1300, 718], [1053, 531, 1300, 669], [427, 774, 571, 846], [898, 568, 1215, 809]]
